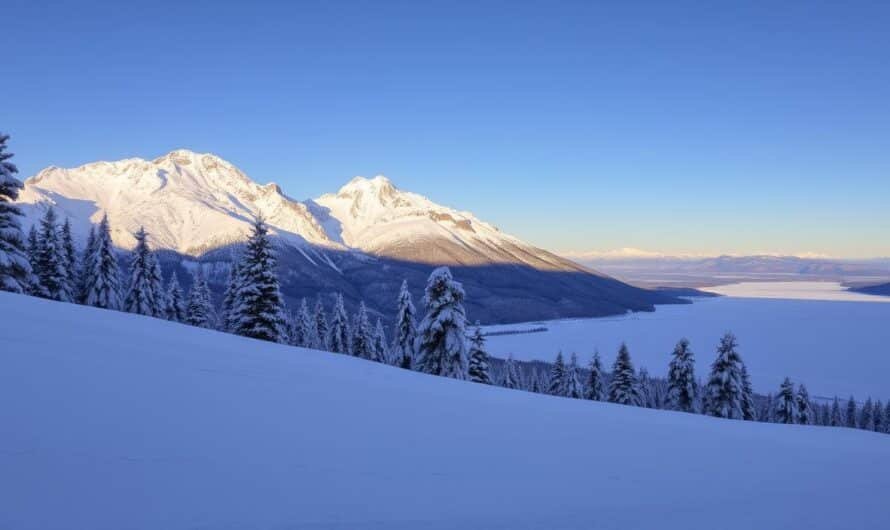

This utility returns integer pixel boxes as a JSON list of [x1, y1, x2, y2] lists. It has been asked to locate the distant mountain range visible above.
[[16, 149, 680, 323], [567, 251, 890, 288]]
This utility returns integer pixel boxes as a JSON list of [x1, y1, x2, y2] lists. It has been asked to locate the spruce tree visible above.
[[124, 227, 159, 316], [859, 397, 874, 430], [36, 207, 72, 301], [548, 352, 566, 395], [666, 338, 697, 412], [638, 367, 655, 408], [229, 217, 286, 343], [774, 378, 798, 424], [76, 226, 97, 303], [314, 296, 329, 351], [564, 353, 583, 399], [608, 343, 640, 406], [703, 333, 745, 420], [220, 261, 242, 332], [291, 298, 313, 347], [164, 272, 186, 322], [83, 215, 122, 310], [883, 402, 890, 434], [59, 218, 78, 297], [350, 301, 374, 360], [740, 363, 756, 421], [796, 384, 812, 425], [845, 396, 857, 428], [185, 271, 215, 328], [392, 280, 418, 369], [0, 132, 31, 293], [467, 324, 492, 384], [584, 351, 605, 401], [25, 224, 44, 296], [148, 253, 166, 316], [328, 293, 351, 354], [873, 400, 883, 433], [501, 354, 521, 389], [830, 397, 843, 427], [372, 318, 389, 363], [415, 267, 469, 379]]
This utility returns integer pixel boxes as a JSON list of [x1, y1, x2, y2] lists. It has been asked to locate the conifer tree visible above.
[[83, 215, 122, 310], [0, 132, 31, 294], [774, 377, 798, 424], [796, 384, 812, 425], [760, 393, 775, 423], [290, 298, 313, 347], [845, 396, 857, 428], [548, 352, 566, 395], [328, 293, 351, 354], [36, 207, 72, 301], [229, 217, 286, 343], [372, 318, 389, 363], [740, 363, 756, 421], [350, 301, 375, 360], [608, 343, 640, 406], [314, 295, 329, 351], [185, 270, 215, 328], [415, 267, 469, 379], [25, 224, 44, 296], [584, 351, 605, 401], [149, 253, 166, 315], [830, 397, 843, 427], [638, 367, 655, 408], [501, 354, 521, 389], [467, 324, 492, 384], [703, 333, 746, 419], [59, 218, 78, 297], [124, 227, 159, 316], [883, 402, 890, 434], [220, 261, 242, 332], [873, 400, 883, 433], [564, 353, 583, 399], [392, 280, 418, 369], [666, 338, 697, 412], [859, 397, 874, 430], [164, 272, 186, 322], [76, 226, 97, 303]]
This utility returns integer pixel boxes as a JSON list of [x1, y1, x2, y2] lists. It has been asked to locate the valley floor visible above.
[[1, 292, 889, 529]]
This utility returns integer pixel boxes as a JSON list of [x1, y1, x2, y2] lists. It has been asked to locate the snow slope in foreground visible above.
[[1, 292, 889, 530]]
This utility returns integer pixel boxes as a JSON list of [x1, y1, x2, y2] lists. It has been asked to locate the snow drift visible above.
[[2, 292, 888, 530]]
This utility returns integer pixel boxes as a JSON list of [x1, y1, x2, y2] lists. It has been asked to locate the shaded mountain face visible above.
[[17, 149, 680, 323]]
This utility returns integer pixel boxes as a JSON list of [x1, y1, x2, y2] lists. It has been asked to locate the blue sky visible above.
[[4, 0, 889, 257]]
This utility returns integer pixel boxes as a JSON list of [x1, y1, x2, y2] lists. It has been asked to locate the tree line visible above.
[[1, 133, 887, 434]]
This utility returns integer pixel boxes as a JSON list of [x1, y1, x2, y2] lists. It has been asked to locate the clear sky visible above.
[[4, 0, 889, 258]]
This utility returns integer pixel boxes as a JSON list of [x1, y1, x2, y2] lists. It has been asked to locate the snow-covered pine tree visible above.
[[25, 225, 44, 296], [773, 377, 798, 424], [372, 318, 389, 363], [820, 403, 831, 426], [314, 295, 329, 351], [859, 397, 874, 430], [873, 400, 883, 433], [350, 301, 374, 360], [740, 363, 756, 421], [289, 298, 312, 347], [666, 338, 697, 412], [0, 133, 31, 294], [83, 215, 122, 310], [884, 402, 890, 434], [548, 352, 566, 395], [164, 272, 186, 322], [148, 253, 166, 316], [584, 351, 605, 401], [36, 207, 72, 301], [229, 217, 286, 343], [846, 397, 857, 428], [564, 353, 583, 399], [220, 261, 242, 332], [392, 280, 418, 369], [501, 355, 521, 389], [796, 384, 812, 425], [760, 393, 774, 423], [59, 218, 78, 298], [185, 270, 215, 328], [830, 397, 843, 427], [638, 367, 655, 408], [328, 293, 351, 354], [76, 225, 97, 303], [703, 333, 746, 420], [415, 267, 469, 379], [608, 343, 640, 406], [124, 227, 159, 316], [467, 324, 492, 384]]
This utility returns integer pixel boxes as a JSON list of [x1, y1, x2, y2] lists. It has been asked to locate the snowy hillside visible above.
[[2, 291, 888, 530]]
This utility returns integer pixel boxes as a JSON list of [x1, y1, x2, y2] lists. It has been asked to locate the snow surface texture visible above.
[[484, 283, 890, 399], [17, 150, 581, 272], [2, 291, 889, 530]]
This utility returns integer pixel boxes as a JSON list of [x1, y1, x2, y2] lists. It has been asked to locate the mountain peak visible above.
[[338, 175, 396, 195]]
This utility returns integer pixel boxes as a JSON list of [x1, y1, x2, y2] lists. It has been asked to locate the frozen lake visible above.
[[483, 282, 890, 399]]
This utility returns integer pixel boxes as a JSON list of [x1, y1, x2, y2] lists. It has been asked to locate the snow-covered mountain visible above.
[[16, 149, 679, 322]]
